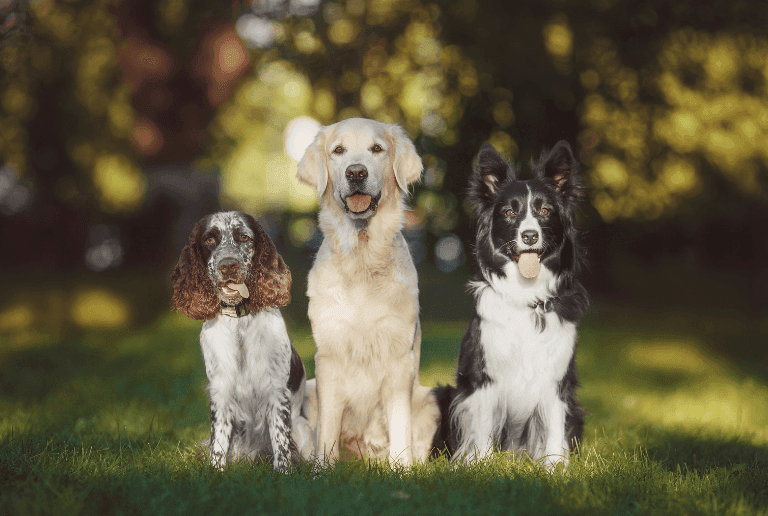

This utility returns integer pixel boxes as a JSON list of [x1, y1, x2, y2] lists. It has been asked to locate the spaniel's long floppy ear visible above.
[[245, 215, 291, 311], [387, 124, 423, 193], [171, 217, 220, 321], [297, 128, 328, 200], [535, 140, 583, 215], [468, 144, 515, 208]]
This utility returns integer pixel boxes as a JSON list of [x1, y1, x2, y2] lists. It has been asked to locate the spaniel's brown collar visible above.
[[219, 301, 250, 318]]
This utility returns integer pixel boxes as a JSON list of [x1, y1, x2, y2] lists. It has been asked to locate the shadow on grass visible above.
[[642, 426, 768, 473], [0, 332, 100, 400], [592, 303, 768, 384]]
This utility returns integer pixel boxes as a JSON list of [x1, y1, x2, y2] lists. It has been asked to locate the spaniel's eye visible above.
[[205, 236, 216, 245], [539, 207, 550, 216], [371, 143, 383, 153], [332, 145, 344, 154], [505, 209, 516, 217], [238, 234, 251, 242]]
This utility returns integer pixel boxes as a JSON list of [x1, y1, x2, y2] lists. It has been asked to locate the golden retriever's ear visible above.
[[388, 124, 423, 192], [297, 129, 328, 200]]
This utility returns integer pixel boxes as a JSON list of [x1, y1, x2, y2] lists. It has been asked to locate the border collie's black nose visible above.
[[345, 164, 368, 182], [521, 230, 539, 245]]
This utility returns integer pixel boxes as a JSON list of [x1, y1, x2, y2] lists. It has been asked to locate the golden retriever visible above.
[[297, 117, 439, 466]]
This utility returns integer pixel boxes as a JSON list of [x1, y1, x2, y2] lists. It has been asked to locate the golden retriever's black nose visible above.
[[521, 230, 539, 245], [219, 258, 240, 276], [345, 164, 368, 182]]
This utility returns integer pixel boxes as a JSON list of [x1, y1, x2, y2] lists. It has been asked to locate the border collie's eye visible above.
[[238, 234, 251, 242], [205, 236, 216, 245], [371, 143, 383, 153], [505, 209, 516, 217], [333, 145, 344, 154], [540, 207, 550, 216]]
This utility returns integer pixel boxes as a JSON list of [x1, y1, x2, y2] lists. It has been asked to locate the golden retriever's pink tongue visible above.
[[518, 252, 541, 279], [347, 194, 372, 213], [223, 283, 249, 298]]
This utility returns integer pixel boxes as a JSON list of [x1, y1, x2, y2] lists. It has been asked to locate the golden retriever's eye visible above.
[[505, 209, 516, 217], [238, 234, 251, 242], [371, 143, 383, 153], [539, 207, 550, 216], [332, 145, 344, 154], [205, 236, 216, 245]]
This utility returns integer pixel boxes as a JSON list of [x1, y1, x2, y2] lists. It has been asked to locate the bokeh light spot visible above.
[[71, 289, 131, 328], [594, 155, 629, 190], [543, 17, 573, 58], [328, 18, 355, 45], [284, 116, 321, 163], [0, 304, 34, 331], [288, 216, 318, 246], [93, 154, 147, 212]]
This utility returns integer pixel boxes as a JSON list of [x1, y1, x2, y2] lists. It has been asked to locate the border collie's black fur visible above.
[[446, 141, 588, 469]]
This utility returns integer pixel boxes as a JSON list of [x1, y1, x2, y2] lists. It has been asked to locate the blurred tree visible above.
[[1, 0, 767, 315], [0, 0, 243, 268], [432, 0, 768, 308], [1, 0, 128, 268]]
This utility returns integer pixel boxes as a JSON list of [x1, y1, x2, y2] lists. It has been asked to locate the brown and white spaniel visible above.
[[171, 211, 313, 471]]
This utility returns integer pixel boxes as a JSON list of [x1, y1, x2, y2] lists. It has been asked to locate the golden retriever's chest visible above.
[[313, 258, 411, 318], [307, 255, 417, 361]]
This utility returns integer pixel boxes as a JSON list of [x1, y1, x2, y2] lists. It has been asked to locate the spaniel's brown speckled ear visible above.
[[171, 217, 220, 320], [243, 215, 291, 311]]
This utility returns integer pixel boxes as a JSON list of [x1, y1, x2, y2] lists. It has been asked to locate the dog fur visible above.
[[171, 211, 313, 471], [297, 118, 439, 466], [448, 142, 588, 470]]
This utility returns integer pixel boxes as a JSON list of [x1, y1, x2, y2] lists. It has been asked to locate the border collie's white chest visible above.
[[474, 263, 576, 415]]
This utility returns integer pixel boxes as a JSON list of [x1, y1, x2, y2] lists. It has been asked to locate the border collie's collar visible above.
[[529, 298, 554, 332], [528, 299, 554, 312], [220, 301, 250, 318]]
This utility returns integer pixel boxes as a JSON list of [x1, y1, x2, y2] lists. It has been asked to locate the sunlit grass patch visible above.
[[579, 324, 768, 447], [624, 338, 719, 374]]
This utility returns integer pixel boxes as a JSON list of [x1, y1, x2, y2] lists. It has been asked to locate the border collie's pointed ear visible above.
[[297, 128, 329, 201], [538, 141, 582, 206], [387, 124, 423, 193], [469, 144, 514, 204]]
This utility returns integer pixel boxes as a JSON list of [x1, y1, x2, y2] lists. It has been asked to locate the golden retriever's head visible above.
[[297, 118, 422, 220]]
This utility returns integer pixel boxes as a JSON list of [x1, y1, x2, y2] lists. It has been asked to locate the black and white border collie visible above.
[[449, 141, 588, 470]]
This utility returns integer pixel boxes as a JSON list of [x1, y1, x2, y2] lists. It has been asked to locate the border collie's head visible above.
[[468, 141, 583, 284]]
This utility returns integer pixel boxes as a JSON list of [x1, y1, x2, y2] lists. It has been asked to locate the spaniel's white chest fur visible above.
[[200, 309, 291, 420]]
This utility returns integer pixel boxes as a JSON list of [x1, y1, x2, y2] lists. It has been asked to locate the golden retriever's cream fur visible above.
[[297, 118, 439, 466]]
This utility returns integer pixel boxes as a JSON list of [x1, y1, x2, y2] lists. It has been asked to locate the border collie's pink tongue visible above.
[[222, 283, 249, 298], [517, 252, 541, 279], [347, 194, 372, 213]]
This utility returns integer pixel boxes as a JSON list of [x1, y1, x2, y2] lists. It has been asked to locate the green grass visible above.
[[1, 308, 768, 515]]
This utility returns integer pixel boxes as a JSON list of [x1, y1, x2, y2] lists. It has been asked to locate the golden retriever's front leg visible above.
[[382, 350, 416, 467], [314, 354, 343, 465]]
